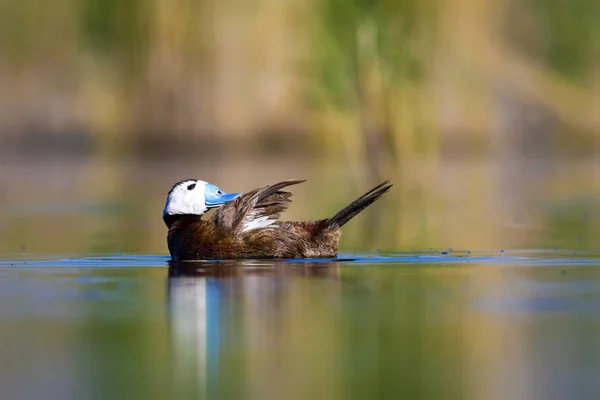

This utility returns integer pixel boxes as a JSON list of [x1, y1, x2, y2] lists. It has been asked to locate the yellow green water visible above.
[[1, 157, 599, 399], [1, 253, 600, 399], [1, 0, 599, 396]]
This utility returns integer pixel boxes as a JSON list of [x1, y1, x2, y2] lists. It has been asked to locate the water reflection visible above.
[[1, 257, 600, 398], [165, 258, 600, 400], [168, 260, 341, 278], [167, 260, 341, 399]]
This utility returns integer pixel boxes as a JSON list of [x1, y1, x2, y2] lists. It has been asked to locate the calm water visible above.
[[1, 252, 600, 399], [1, 157, 599, 398]]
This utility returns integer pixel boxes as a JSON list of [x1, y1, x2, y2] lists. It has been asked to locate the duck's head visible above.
[[163, 179, 241, 218]]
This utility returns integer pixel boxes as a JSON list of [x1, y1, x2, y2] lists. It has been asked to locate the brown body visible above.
[[164, 180, 391, 260]]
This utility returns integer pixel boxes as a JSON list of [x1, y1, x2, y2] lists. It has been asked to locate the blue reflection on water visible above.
[[0, 250, 598, 268], [0, 251, 599, 399]]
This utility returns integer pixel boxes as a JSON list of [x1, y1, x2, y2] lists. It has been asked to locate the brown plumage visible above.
[[164, 179, 392, 260]]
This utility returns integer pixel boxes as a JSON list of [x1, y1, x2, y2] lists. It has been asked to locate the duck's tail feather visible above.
[[326, 180, 392, 228]]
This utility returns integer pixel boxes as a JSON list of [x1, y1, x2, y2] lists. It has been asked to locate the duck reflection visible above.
[[168, 259, 341, 278], [167, 260, 341, 399]]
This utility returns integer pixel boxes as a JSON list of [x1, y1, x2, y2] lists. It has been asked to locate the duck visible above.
[[163, 179, 392, 260]]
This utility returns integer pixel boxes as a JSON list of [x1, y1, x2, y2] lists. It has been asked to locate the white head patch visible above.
[[163, 179, 241, 217], [163, 180, 209, 216]]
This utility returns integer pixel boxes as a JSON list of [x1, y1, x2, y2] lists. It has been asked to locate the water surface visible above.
[[1, 252, 600, 399], [1, 156, 599, 399]]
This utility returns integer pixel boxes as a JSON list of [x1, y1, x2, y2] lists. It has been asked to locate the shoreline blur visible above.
[[1, 0, 598, 168], [0, 0, 598, 255], [1, 156, 598, 256]]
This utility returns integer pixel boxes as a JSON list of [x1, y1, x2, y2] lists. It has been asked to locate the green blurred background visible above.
[[0, 0, 599, 254], [1, 2, 600, 399]]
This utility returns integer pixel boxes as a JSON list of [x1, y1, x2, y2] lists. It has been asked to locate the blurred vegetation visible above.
[[310, 0, 438, 177], [0, 4, 599, 398], [0, 0, 598, 165], [0, 0, 599, 254], [509, 0, 600, 81]]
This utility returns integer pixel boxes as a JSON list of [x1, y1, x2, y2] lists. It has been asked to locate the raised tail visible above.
[[326, 180, 392, 228]]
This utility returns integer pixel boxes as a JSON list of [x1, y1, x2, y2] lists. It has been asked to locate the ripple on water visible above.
[[0, 249, 599, 268]]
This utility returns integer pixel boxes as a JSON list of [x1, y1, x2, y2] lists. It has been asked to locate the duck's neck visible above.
[[163, 214, 202, 229]]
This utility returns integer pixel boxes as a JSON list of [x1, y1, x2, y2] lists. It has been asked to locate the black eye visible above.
[[216, 190, 223, 196], [187, 183, 196, 191]]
